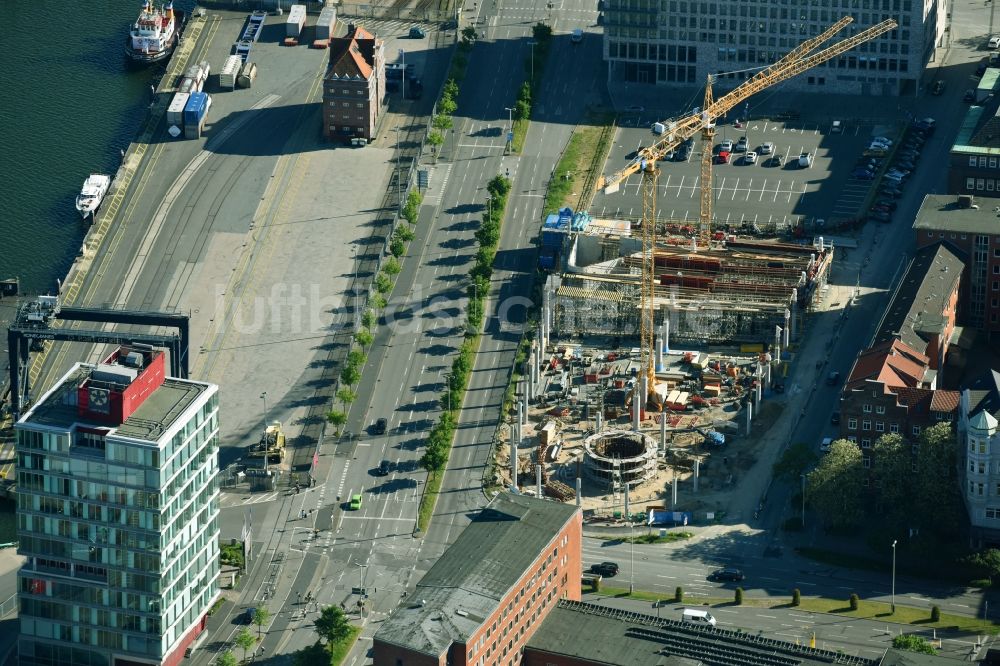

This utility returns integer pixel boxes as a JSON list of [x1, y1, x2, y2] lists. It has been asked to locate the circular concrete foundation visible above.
[[583, 429, 658, 488]]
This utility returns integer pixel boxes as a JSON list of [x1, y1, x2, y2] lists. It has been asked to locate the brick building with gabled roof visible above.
[[839, 339, 959, 472], [322, 24, 385, 143]]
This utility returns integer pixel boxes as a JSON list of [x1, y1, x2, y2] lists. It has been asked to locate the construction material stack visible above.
[[166, 92, 189, 129], [284, 4, 306, 46], [183, 91, 211, 139]]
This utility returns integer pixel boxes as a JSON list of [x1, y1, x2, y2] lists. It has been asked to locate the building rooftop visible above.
[[873, 243, 963, 354], [967, 369, 1000, 421], [21, 364, 208, 444], [373, 493, 579, 657], [526, 600, 880, 666], [913, 194, 1000, 236], [846, 339, 930, 393], [327, 25, 377, 79]]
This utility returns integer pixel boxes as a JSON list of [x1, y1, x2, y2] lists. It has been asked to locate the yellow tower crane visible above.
[[599, 16, 898, 409]]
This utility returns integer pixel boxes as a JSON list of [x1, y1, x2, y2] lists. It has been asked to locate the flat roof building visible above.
[[372, 493, 582, 666], [602, 0, 944, 96], [16, 346, 221, 666]]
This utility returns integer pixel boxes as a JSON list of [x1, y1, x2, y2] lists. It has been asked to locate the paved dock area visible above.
[[28, 10, 442, 463]]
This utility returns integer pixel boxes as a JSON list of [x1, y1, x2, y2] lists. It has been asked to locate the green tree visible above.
[[532, 22, 553, 41], [375, 272, 392, 294], [792, 588, 801, 606], [252, 606, 270, 638], [806, 439, 865, 529], [394, 224, 415, 242], [444, 78, 459, 99], [488, 174, 512, 199], [432, 114, 454, 131], [384, 256, 403, 275], [326, 410, 347, 429], [336, 387, 357, 407], [515, 98, 531, 121], [675, 586, 684, 602], [771, 442, 817, 481], [734, 587, 743, 605], [849, 593, 859, 610], [292, 641, 329, 666], [439, 95, 457, 116], [371, 293, 387, 309], [873, 433, 910, 526], [347, 349, 367, 368], [892, 634, 937, 655], [217, 651, 238, 666], [421, 443, 449, 471], [361, 309, 376, 329], [461, 26, 478, 45], [340, 365, 361, 387], [965, 548, 1000, 585], [930, 605, 941, 622], [354, 328, 374, 348], [234, 627, 256, 664], [915, 423, 964, 535], [403, 190, 422, 224], [475, 220, 501, 248], [315, 605, 352, 644], [428, 130, 444, 153]]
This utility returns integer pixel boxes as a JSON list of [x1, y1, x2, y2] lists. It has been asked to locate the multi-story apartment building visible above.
[[16, 346, 221, 666], [372, 493, 581, 666], [322, 24, 386, 144], [914, 194, 1000, 340], [602, 0, 945, 95], [959, 369, 1000, 547], [839, 339, 959, 469], [946, 91, 1000, 198]]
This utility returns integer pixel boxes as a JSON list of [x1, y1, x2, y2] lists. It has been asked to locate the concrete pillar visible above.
[[671, 469, 678, 508], [536, 465, 543, 498], [756, 381, 762, 405], [746, 401, 753, 435], [662, 318, 670, 354], [787, 292, 796, 343], [576, 477, 582, 506], [693, 459, 700, 493], [632, 384, 641, 432], [510, 435, 518, 489], [766, 363, 772, 385], [660, 414, 667, 456], [595, 410, 603, 432], [517, 402, 524, 436], [774, 325, 782, 360], [655, 337, 665, 372], [624, 481, 630, 518]]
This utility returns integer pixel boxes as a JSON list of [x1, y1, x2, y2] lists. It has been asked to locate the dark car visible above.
[[878, 188, 902, 199], [869, 209, 892, 222], [376, 459, 391, 476], [768, 154, 784, 167], [965, 89, 977, 102], [930, 79, 945, 95], [590, 562, 620, 576], [826, 371, 841, 386], [873, 198, 897, 211], [408, 26, 426, 38], [831, 411, 841, 425], [976, 60, 989, 77], [851, 168, 875, 180], [373, 418, 388, 435], [441, 18, 458, 30], [710, 567, 745, 582]]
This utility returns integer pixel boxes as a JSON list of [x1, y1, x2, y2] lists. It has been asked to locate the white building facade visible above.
[[959, 370, 1000, 547], [16, 346, 220, 666]]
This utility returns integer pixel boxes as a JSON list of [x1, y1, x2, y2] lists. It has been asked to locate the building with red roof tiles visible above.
[[322, 24, 386, 143]]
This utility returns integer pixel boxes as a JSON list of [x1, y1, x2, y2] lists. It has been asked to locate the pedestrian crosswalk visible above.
[[423, 164, 453, 204]]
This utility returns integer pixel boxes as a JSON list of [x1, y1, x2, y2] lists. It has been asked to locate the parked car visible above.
[[976, 60, 989, 77], [873, 198, 897, 211], [798, 152, 814, 167], [872, 136, 893, 146], [719, 139, 734, 152], [759, 141, 775, 155], [709, 567, 745, 582], [831, 412, 841, 425], [895, 160, 916, 171], [871, 203, 893, 213], [768, 154, 784, 167], [930, 79, 946, 95], [878, 186, 902, 199], [590, 562, 620, 577], [826, 371, 841, 386], [913, 117, 936, 133], [715, 151, 731, 164], [965, 89, 977, 102], [408, 26, 426, 38], [820, 437, 834, 453], [743, 151, 758, 164], [851, 167, 875, 180], [989, 35, 1000, 49], [869, 209, 892, 222], [735, 136, 749, 152]]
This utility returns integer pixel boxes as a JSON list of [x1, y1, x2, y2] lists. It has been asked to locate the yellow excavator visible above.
[[248, 421, 286, 464]]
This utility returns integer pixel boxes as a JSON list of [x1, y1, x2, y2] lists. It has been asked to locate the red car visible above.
[[715, 151, 731, 164]]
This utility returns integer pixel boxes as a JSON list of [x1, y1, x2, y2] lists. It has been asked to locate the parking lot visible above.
[[591, 115, 905, 232]]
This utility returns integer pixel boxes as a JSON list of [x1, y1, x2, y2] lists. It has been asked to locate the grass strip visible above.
[[416, 471, 442, 533], [329, 625, 362, 665]]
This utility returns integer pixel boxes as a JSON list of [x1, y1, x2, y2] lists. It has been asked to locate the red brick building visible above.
[[839, 339, 959, 468], [322, 24, 386, 143], [372, 494, 581, 666], [914, 194, 1000, 341]]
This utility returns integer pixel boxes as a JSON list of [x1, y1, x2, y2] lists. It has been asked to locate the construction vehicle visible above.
[[248, 421, 286, 464], [596, 16, 897, 413]]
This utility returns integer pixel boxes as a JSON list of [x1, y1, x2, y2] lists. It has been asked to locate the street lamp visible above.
[[504, 106, 514, 153], [891, 539, 897, 614], [629, 520, 635, 594], [260, 391, 268, 426], [444, 373, 452, 412], [357, 564, 368, 618], [800, 474, 806, 529]]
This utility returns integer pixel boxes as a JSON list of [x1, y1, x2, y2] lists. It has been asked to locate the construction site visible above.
[[489, 15, 897, 522]]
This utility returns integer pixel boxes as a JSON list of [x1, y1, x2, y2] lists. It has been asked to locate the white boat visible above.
[[75, 174, 111, 218], [125, 1, 184, 64]]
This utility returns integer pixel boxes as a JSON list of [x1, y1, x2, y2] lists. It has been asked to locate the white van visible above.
[[681, 608, 718, 627]]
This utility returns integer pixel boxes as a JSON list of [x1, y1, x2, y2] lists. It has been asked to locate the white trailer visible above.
[[315, 6, 337, 40], [219, 55, 242, 90], [166, 92, 190, 128], [286, 4, 306, 37]]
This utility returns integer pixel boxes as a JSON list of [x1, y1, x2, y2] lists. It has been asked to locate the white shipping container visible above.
[[220, 55, 242, 89], [286, 4, 306, 37], [167, 92, 190, 127], [315, 7, 337, 40]]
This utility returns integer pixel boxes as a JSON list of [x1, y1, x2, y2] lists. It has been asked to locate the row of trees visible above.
[[804, 423, 962, 535], [428, 78, 458, 155], [420, 174, 512, 473]]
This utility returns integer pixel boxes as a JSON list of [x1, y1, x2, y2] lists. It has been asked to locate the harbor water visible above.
[[0, 0, 193, 542]]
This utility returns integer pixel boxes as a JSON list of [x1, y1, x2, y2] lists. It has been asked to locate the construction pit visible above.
[[493, 342, 787, 522]]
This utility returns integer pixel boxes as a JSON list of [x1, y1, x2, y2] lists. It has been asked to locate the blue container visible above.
[[543, 214, 561, 230], [539, 248, 557, 270], [541, 230, 564, 248], [184, 92, 209, 124]]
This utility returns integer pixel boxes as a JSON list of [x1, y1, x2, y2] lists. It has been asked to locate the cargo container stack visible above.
[[167, 92, 190, 131], [313, 5, 337, 48], [220, 55, 242, 90], [183, 91, 211, 139], [284, 4, 306, 46]]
